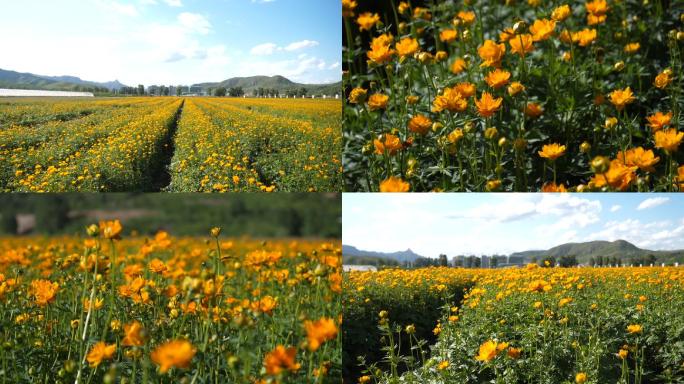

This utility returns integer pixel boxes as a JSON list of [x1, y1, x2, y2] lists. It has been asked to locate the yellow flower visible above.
[[358, 375, 371, 383], [608, 87, 635, 111], [507, 347, 522, 359], [348, 88, 367, 104], [433, 87, 468, 113], [509, 34, 535, 56], [573, 28, 597, 47], [676, 165, 684, 191], [342, 0, 357, 18], [437, 360, 450, 370], [654, 129, 684, 152], [538, 143, 566, 160], [439, 29, 458, 43], [122, 321, 146, 347], [395, 37, 419, 58], [151, 340, 197, 373], [475, 340, 499, 362], [590, 159, 637, 191], [367, 34, 394, 64], [474, 92, 503, 118], [478, 40, 506, 68], [368, 94, 389, 111], [529, 19, 556, 41], [148, 258, 168, 274], [618, 349, 628, 359], [627, 324, 643, 334], [447, 129, 464, 145], [305, 317, 338, 351], [457, 11, 476, 25], [356, 12, 380, 31], [408, 114, 433, 135], [485, 69, 511, 89], [646, 111, 672, 132], [524, 102, 544, 118], [551, 4, 571, 21], [576, 372, 587, 383], [263, 345, 300, 375], [454, 82, 476, 98], [586, 0, 609, 25], [542, 182, 567, 192], [379, 176, 410, 192], [86, 342, 116, 368]]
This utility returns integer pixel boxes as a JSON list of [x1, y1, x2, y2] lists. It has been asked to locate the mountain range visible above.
[[343, 240, 684, 265], [0, 68, 341, 95]]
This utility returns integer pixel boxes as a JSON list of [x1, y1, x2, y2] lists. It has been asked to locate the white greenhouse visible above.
[[0, 89, 94, 97]]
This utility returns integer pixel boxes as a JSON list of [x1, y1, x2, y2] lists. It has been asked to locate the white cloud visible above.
[[250, 43, 278, 55], [163, 0, 182, 6], [583, 219, 684, 250], [99, 0, 139, 16], [637, 197, 669, 210], [328, 62, 340, 70], [610, 205, 621, 212], [284, 40, 319, 51], [177, 12, 210, 35]]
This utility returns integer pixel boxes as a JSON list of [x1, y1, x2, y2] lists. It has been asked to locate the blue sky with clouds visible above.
[[0, 0, 340, 86], [343, 194, 684, 258]]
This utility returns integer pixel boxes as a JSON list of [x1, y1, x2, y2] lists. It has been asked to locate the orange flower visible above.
[[356, 12, 380, 31], [509, 34, 535, 56], [586, 0, 609, 25], [368, 94, 389, 111], [538, 143, 566, 160], [474, 92, 503, 118], [122, 321, 145, 347], [253, 295, 278, 315], [627, 324, 643, 334], [499, 28, 516, 43], [573, 28, 597, 47], [508, 81, 525, 96], [616, 147, 660, 172], [676, 165, 684, 191], [529, 19, 556, 41], [342, 0, 357, 18], [348, 87, 367, 104], [374, 133, 402, 155], [454, 82, 476, 98], [525, 102, 544, 118], [478, 40, 506, 68], [379, 176, 410, 192], [507, 347, 522, 359], [408, 114, 432, 135], [305, 317, 338, 351], [591, 159, 637, 191], [542, 182, 567, 192], [151, 340, 197, 373], [450, 58, 468, 74], [654, 71, 672, 89], [624, 43, 640, 54], [646, 111, 672, 132], [86, 342, 116, 368], [264, 345, 300, 375], [148, 259, 167, 274], [475, 340, 500, 362], [367, 34, 394, 65], [30, 279, 59, 306], [654, 129, 684, 153], [485, 69, 511, 89], [396, 37, 419, 58], [551, 4, 571, 22], [457, 11, 476, 25], [99, 220, 122, 240], [608, 87, 635, 111], [439, 29, 458, 43], [433, 87, 468, 113]]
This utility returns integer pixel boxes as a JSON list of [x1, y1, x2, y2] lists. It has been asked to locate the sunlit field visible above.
[[0, 222, 341, 383], [344, 266, 684, 383], [0, 97, 342, 192], [343, 0, 683, 192]]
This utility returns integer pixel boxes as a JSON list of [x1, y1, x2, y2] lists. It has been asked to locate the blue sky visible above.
[[0, 0, 340, 86], [343, 194, 684, 257]]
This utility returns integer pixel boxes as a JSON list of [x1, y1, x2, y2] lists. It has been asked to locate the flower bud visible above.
[[591, 156, 610, 174]]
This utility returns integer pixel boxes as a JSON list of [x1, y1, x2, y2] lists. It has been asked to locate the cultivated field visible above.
[[0, 97, 342, 192], [344, 266, 684, 383], [343, 0, 683, 192], [0, 222, 341, 383]]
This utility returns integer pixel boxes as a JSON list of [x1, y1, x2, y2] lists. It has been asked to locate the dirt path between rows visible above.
[[149, 99, 184, 191]]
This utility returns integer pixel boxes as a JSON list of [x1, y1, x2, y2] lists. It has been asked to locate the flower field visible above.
[[0, 222, 341, 383], [344, 266, 684, 383], [343, 0, 684, 191], [0, 97, 342, 192]]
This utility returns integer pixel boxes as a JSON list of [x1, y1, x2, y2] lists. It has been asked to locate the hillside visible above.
[[194, 75, 341, 96], [342, 245, 424, 263], [0, 68, 125, 92], [508, 240, 684, 264]]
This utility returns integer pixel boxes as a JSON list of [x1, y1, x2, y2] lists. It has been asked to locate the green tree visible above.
[[438, 254, 448, 267], [215, 87, 227, 97], [138, 84, 145, 96], [34, 196, 70, 233]]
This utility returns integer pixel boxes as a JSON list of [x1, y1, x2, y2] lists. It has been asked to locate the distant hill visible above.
[[342, 245, 424, 263], [193, 75, 341, 96], [0, 68, 127, 91], [510, 240, 684, 264]]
